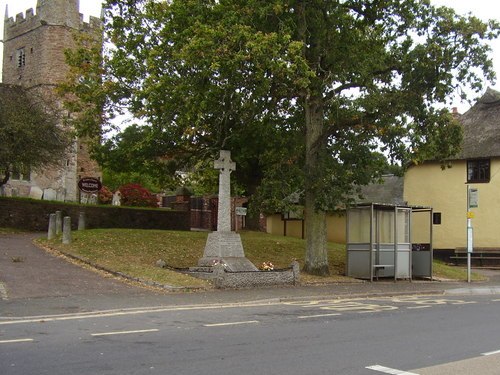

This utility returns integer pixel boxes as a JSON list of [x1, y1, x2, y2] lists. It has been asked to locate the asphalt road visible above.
[[1, 294, 499, 375]]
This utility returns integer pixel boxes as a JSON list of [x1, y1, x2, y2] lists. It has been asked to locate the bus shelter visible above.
[[346, 203, 433, 281]]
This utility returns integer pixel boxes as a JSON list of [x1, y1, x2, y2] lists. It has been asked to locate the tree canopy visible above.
[[61, 0, 499, 275], [0, 85, 70, 187]]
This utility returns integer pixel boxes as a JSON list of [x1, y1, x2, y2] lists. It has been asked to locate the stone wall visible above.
[[2, 2, 103, 202], [210, 261, 300, 289], [0, 198, 190, 232]]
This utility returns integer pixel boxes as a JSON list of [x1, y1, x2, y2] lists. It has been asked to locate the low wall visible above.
[[0, 197, 190, 231], [211, 261, 300, 289]]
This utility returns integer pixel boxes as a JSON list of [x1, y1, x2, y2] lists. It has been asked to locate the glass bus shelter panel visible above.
[[347, 207, 372, 243], [411, 210, 433, 278], [377, 210, 394, 243], [396, 208, 412, 279], [397, 209, 410, 243], [396, 243, 412, 279]]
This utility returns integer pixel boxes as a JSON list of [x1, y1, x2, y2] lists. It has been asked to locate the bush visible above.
[[99, 186, 113, 204], [118, 183, 157, 208]]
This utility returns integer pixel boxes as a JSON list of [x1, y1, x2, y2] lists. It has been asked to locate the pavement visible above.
[[1, 232, 500, 318]]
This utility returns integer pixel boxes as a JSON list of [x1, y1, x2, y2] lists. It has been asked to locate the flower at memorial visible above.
[[212, 259, 227, 267], [259, 261, 274, 271]]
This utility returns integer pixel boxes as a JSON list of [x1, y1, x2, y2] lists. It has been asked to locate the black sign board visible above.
[[78, 177, 102, 193]]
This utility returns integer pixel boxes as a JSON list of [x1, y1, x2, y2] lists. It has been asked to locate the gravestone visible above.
[[43, 188, 57, 201], [80, 192, 89, 204], [56, 188, 66, 202], [89, 193, 98, 205], [3, 186, 12, 197], [29, 186, 43, 200], [197, 150, 257, 272], [112, 191, 122, 206]]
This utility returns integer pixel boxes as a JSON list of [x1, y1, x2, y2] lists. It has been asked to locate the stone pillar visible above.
[[214, 150, 235, 232], [48, 213, 56, 240], [55, 210, 62, 235], [62, 216, 72, 244], [78, 211, 86, 230]]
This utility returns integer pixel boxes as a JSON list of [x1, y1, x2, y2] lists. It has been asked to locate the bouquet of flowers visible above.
[[259, 261, 275, 271]]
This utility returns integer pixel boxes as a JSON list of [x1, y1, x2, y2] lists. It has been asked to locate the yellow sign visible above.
[[467, 211, 475, 219]]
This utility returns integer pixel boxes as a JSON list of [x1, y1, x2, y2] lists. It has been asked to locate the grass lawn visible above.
[[37, 228, 484, 288]]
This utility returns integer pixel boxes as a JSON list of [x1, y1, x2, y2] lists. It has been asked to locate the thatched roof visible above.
[[357, 175, 405, 205], [456, 87, 500, 159]]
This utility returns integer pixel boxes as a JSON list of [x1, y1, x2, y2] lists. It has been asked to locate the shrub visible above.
[[118, 183, 157, 208], [99, 186, 113, 204]]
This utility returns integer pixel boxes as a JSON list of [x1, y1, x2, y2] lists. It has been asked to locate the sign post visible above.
[[466, 187, 478, 283]]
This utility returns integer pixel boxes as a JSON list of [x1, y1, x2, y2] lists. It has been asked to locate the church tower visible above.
[[2, 0, 102, 202]]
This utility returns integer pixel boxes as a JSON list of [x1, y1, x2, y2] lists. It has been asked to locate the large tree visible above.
[[62, 0, 498, 275], [0, 85, 70, 188]]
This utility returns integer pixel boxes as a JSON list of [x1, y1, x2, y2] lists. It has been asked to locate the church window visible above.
[[11, 164, 30, 181], [467, 159, 490, 183], [17, 48, 26, 67]]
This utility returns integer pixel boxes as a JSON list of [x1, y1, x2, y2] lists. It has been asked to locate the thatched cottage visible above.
[[404, 87, 500, 253]]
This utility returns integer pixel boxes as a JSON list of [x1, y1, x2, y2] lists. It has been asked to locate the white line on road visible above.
[[481, 349, 500, 356], [91, 329, 159, 337], [204, 320, 259, 327], [297, 313, 341, 319], [366, 365, 419, 375], [0, 338, 34, 344], [0, 301, 279, 326], [406, 306, 431, 309]]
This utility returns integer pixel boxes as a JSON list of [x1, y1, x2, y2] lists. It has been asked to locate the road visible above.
[[1, 294, 499, 375]]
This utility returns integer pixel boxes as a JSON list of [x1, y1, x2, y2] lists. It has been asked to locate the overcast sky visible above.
[[0, 0, 499, 113]]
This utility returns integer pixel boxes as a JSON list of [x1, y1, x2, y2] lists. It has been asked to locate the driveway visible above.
[[0, 233, 154, 314]]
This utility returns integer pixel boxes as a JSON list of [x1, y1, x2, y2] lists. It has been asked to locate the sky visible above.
[[0, 0, 499, 113]]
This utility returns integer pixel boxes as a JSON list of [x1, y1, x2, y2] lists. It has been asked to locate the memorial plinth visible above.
[[197, 150, 257, 272]]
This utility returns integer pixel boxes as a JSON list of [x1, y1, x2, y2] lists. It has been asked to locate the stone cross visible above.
[[196, 150, 257, 272], [214, 150, 235, 232]]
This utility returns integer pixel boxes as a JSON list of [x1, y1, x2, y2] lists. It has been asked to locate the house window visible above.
[[17, 48, 26, 67], [467, 159, 490, 183], [433, 212, 442, 225]]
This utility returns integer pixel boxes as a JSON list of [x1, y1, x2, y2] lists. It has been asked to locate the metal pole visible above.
[[466, 187, 471, 283]]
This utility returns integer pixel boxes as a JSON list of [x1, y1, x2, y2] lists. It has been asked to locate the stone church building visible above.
[[1, 0, 101, 202]]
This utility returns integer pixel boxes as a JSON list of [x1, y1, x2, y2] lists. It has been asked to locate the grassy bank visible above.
[[37, 228, 482, 288]]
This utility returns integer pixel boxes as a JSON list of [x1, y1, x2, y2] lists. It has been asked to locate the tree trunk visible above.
[[0, 167, 10, 188], [302, 96, 329, 275]]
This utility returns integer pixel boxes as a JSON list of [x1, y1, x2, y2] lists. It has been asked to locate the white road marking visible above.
[[297, 313, 341, 319], [91, 329, 159, 337], [366, 365, 419, 374], [481, 349, 500, 356], [204, 320, 259, 327], [406, 306, 431, 309], [0, 301, 278, 326], [0, 338, 34, 344]]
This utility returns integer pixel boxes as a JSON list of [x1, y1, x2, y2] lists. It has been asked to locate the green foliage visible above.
[[0, 86, 71, 187], [63, 0, 498, 274]]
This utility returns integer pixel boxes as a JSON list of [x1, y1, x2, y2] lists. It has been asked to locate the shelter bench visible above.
[[450, 248, 500, 267], [373, 264, 395, 280]]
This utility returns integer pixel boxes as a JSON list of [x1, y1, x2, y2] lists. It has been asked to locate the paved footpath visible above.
[[1, 232, 500, 318]]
